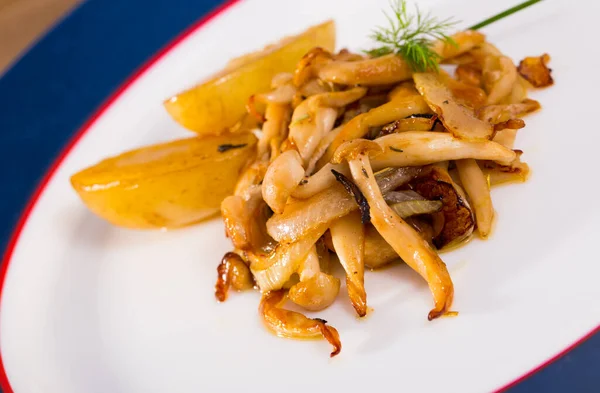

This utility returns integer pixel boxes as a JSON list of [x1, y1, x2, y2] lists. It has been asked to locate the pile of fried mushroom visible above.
[[215, 29, 553, 357]]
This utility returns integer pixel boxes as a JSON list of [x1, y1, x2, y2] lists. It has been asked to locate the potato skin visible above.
[[71, 132, 257, 229]]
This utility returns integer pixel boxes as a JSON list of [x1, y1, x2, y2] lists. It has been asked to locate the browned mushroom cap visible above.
[[215, 252, 254, 302], [331, 139, 384, 164], [517, 54, 554, 88], [413, 167, 475, 249]]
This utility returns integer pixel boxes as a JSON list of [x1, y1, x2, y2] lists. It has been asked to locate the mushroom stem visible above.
[[348, 154, 454, 320]]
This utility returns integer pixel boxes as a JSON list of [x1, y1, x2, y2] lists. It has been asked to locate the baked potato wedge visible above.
[[164, 20, 335, 135], [71, 133, 257, 229]]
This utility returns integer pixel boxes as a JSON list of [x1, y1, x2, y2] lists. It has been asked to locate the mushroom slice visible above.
[[413, 73, 493, 140], [330, 211, 367, 316], [439, 69, 487, 110], [305, 125, 344, 175], [477, 99, 541, 124], [259, 290, 341, 357], [482, 56, 518, 105], [221, 186, 273, 252], [318, 54, 413, 86], [262, 150, 305, 214], [372, 132, 517, 169], [288, 245, 340, 311], [288, 88, 367, 163], [456, 159, 494, 238], [335, 140, 454, 319], [324, 94, 431, 162], [288, 272, 340, 311], [292, 163, 349, 199], [293, 47, 333, 87], [258, 102, 291, 159], [433, 30, 486, 60], [215, 252, 254, 302]]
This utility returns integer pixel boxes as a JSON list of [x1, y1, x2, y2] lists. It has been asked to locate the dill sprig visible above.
[[365, 0, 459, 72]]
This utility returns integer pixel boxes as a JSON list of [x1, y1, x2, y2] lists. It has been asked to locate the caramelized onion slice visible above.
[[413, 167, 475, 249], [390, 200, 443, 218], [267, 184, 355, 243], [249, 226, 327, 291], [384, 190, 424, 204], [259, 290, 341, 357], [375, 167, 422, 194], [413, 72, 493, 140], [517, 53, 553, 88]]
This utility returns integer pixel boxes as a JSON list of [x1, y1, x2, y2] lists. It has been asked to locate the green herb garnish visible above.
[[365, 0, 545, 72], [467, 0, 543, 30], [390, 146, 404, 152], [364, 0, 458, 72]]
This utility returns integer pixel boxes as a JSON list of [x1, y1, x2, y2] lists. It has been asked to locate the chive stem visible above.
[[467, 0, 543, 31]]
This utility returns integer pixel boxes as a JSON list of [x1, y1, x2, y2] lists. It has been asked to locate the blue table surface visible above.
[[0, 0, 598, 392]]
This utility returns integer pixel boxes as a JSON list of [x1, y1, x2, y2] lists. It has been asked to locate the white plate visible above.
[[2, 0, 599, 392]]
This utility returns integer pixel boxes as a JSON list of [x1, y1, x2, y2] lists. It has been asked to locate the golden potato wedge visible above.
[[71, 133, 257, 229], [164, 20, 335, 135]]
